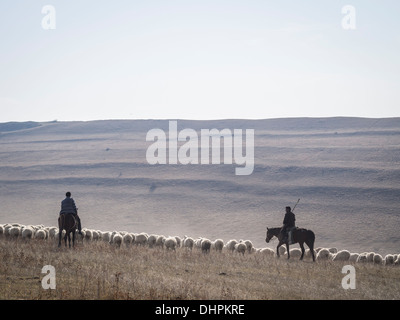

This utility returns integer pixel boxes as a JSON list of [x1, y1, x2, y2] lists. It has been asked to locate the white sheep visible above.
[[174, 236, 182, 248], [91, 230, 100, 241], [234, 242, 247, 255], [243, 240, 253, 253], [34, 229, 47, 240], [194, 238, 203, 250], [384, 254, 395, 265], [356, 253, 368, 263], [224, 239, 238, 252], [212, 239, 224, 252], [332, 250, 351, 262], [111, 233, 123, 247], [48, 227, 58, 239], [349, 253, 359, 263], [135, 233, 148, 246], [147, 234, 158, 248], [163, 237, 177, 251], [201, 238, 212, 253], [122, 233, 134, 247], [259, 247, 275, 257], [182, 236, 194, 250], [288, 248, 302, 259], [373, 253, 383, 265], [316, 248, 331, 261], [83, 229, 93, 241], [366, 252, 375, 263], [278, 246, 286, 256], [21, 227, 34, 240], [9, 226, 21, 238], [305, 249, 317, 259], [395, 255, 400, 266], [102, 231, 112, 243], [328, 247, 338, 254]]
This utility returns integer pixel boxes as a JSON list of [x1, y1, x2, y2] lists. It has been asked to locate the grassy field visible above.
[[1, 237, 399, 300]]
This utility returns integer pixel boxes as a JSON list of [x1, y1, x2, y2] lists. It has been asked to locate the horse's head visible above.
[[265, 227, 274, 243]]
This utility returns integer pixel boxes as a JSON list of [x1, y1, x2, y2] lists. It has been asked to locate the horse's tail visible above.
[[58, 214, 64, 230], [307, 229, 315, 249]]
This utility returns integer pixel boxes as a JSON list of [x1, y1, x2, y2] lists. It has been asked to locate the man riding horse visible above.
[[60, 192, 82, 234], [281, 206, 296, 244]]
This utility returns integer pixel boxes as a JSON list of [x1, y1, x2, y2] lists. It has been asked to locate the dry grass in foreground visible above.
[[0, 238, 399, 300]]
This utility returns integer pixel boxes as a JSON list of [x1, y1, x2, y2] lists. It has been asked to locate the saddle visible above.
[[288, 227, 298, 244]]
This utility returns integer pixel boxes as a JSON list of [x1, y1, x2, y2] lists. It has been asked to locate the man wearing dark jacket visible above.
[[281, 206, 296, 243], [60, 192, 82, 234]]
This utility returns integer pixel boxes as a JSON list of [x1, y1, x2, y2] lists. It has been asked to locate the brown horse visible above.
[[58, 213, 77, 248], [265, 227, 316, 262]]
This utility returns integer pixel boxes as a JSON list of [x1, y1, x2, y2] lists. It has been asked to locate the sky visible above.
[[0, 0, 399, 122]]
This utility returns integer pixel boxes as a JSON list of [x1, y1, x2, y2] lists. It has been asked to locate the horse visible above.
[[265, 227, 316, 262], [58, 213, 77, 248]]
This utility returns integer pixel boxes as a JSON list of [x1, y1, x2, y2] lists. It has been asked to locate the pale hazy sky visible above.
[[0, 1, 399, 122]]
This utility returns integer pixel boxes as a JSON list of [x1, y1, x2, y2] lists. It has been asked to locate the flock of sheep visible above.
[[1, 222, 400, 266]]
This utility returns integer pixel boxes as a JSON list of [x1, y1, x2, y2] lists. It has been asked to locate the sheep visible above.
[[332, 250, 351, 262], [122, 233, 134, 247], [48, 227, 58, 239], [366, 252, 375, 263], [83, 229, 93, 241], [384, 254, 395, 266], [395, 255, 400, 266], [234, 242, 247, 255], [182, 236, 194, 250], [34, 229, 47, 240], [201, 238, 212, 253], [0, 225, 4, 237], [349, 253, 359, 263], [356, 253, 368, 263], [174, 236, 182, 248], [316, 248, 331, 261], [91, 230, 100, 241], [373, 253, 383, 265], [259, 247, 275, 257], [328, 247, 338, 254], [163, 237, 178, 251], [243, 240, 253, 253], [102, 231, 112, 243], [135, 233, 148, 246], [9, 226, 21, 238], [278, 246, 286, 256], [4, 224, 13, 237], [21, 227, 34, 240], [111, 233, 123, 248], [224, 239, 238, 252], [305, 249, 317, 259], [212, 239, 224, 252], [288, 248, 302, 259], [147, 234, 158, 248], [194, 238, 203, 250]]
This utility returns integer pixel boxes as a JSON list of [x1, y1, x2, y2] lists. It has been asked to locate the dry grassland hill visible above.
[[0, 117, 399, 255]]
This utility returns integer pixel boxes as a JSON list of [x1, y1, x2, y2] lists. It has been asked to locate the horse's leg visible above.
[[68, 232, 72, 248], [299, 242, 305, 260], [286, 242, 290, 259], [58, 229, 62, 248], [72, 231, 75, 248], [306, 239, 315, 262], [276, 242, 282, 258]]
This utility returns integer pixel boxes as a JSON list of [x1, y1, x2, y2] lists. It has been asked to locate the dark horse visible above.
[[58, 213, 77, 248], [265, 227, 316, 262]]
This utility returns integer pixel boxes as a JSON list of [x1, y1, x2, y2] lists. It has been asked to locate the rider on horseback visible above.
[[60, 192, 82, 235], [281, 206, 296, 244]]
